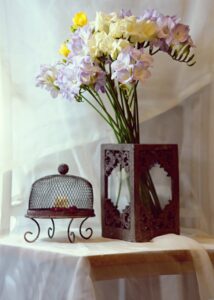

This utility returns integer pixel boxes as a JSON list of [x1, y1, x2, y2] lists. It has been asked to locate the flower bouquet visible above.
[[36, 9, 195, 241], [36, 9, 195, 144]]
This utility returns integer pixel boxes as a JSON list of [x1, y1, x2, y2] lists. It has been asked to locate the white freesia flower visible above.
[[109, 20, 123, 38], [97, 32, 114, 54], [109, 16, 136, 39], [94, 11, 118, 33], [88, 31, 115, 58], [95, 12, 111, 33], [87, 34, 102, 58], [110, 39, 130, 60]]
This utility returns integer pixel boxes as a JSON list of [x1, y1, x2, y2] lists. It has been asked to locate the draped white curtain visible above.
[[0, 1, 214, 299], [141, 83, 214, 234]]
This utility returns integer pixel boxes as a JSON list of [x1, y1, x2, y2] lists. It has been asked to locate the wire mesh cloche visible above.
[[24, 164, 95, 243]]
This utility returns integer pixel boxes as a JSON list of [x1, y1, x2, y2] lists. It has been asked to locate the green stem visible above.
[[115, 166, 123, 207], [81, 93, 121, 142], [86, 87, 119, 129], [105, 82, 133, 142], [133, 84, 140, 143], [105, 87, 130, 142], [106, 78, 135, 142], [119, 84, 140, 143], [121, 88, 134, 127]]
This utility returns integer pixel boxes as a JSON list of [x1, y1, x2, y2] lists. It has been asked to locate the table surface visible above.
[[1, 231, 214, 281]]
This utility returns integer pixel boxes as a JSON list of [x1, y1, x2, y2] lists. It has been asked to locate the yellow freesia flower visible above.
[[59, 43, 71, 57], [141, 21, 157, 40], [131, 20, 157, 43], [72, 12, 88, 27]]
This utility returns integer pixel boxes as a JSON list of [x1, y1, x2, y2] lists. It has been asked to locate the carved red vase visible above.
[[101, 144, 179, 242]]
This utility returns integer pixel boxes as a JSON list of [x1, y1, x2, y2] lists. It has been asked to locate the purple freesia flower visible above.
[[53, 55, 106, 100], [137, 10, 188, 52], [78, 55, 106, 91], [141, 9, 162, 21], [54, 63, 81, 101], [140, 10, 182, 47], [78, 56, 97, 84], [95, 71, 106, 92], [111, 46, 153, 84], [36, 64, 60, 98], [150, 38, 170, 52], [156, 15, 178, 45], [133, 62, 151, 83], [112, 62, 133, 84], [67, 33, 84, 56], [119, 9, 133, 18], [111, 48, 132, 83], [79, 56, 105, 90], [67, 25, 92, 58], [171, 23, 190, 44]]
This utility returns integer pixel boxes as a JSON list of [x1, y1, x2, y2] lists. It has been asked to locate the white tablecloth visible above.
[[1, 231, 214, 300]]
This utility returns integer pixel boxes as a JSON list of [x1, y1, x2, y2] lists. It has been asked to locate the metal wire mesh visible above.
[[29, 175, 93, 210]]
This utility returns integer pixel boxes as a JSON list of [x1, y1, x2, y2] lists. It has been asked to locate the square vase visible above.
[[101, 144, 179, 242]]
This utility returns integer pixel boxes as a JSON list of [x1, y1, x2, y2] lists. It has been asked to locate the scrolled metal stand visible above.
[[67, 218, 75, 243], [48, 218, 55, 239], [24, 218, 40, 243], [79, 217, 93, 240], [24, 216, 93, 243]]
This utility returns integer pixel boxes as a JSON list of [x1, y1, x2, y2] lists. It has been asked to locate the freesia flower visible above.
[[171, 23, 190, 44], [109, 16, 137, 39], [88, 30, 126, 59], [141, 9, 162, 22], [133, 62, 151, 83], [142, 20, 158, 40], [59, 43, 71, 57], [67, 32, 86, 57], [119, 9, 132, 18], [130, 47, 153, 66], [94, 11, 118, 33], [72, 11, 88, 27], [67, 25, 92, 58], [54, 55, 106, 100], [54, 63, 81, 101], [111, 47, 153, 84], [110, 39, 130, 60], [131, 19, 158, 42], [156, 15, 180, 46], [78, 56, 106, 91], [94, 12, 111, 33], [36, 64, 60, 98]]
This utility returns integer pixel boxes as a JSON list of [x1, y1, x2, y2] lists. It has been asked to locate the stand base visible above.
[[24, 217, 93, 243]]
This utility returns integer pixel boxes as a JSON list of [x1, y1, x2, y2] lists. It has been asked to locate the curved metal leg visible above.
[[24, 218, 40, 243], [67, 218, 75, 243], [79, 217, 93, 240], [48, 218, 55, 239]]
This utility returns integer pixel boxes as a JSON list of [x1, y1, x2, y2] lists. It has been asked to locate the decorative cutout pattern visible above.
[[104, 150, 130, 176], [140, 201, 176, 232], [104, 199, 130, 229], [140, 149, 175, 176]]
